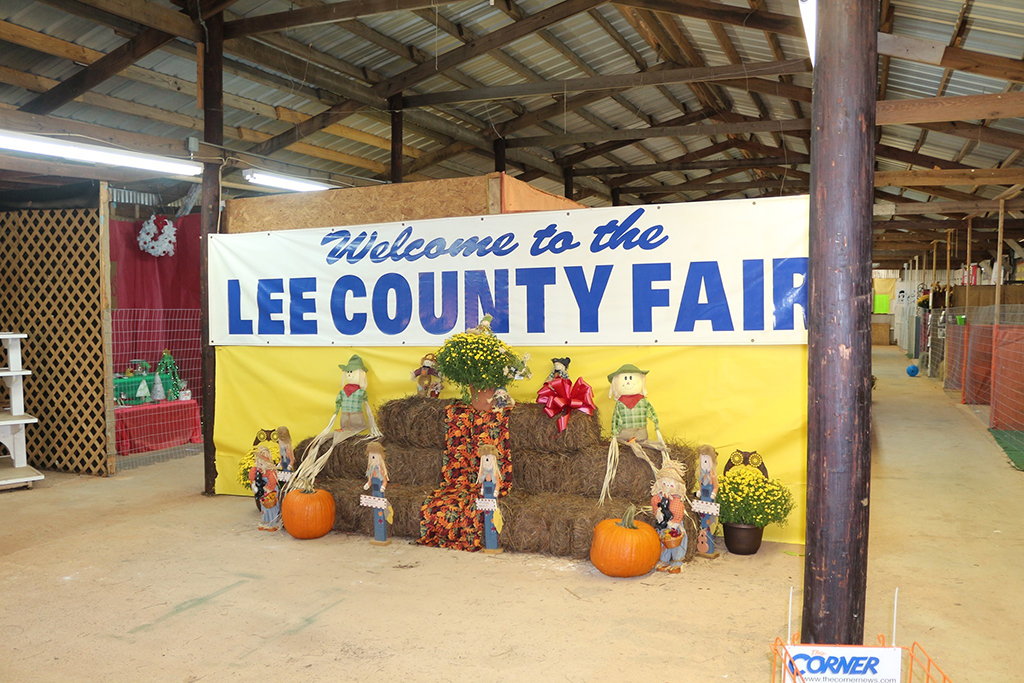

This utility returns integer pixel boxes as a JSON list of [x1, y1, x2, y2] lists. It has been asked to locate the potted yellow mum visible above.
[[717, 464, 796, 555], [434, 317, 529, 411]]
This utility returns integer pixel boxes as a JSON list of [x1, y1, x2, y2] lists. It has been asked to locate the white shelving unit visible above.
[[0, 332, 44, 489]]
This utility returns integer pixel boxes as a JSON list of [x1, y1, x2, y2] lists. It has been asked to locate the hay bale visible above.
[[295, 436, 444, 486], [376, 396, 455, 449], [509, 404, 602, 453], [511, 440, 697, 501], [317, 478, 432, 539]]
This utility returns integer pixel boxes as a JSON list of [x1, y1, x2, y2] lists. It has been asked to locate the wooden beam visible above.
[[875, 144, 972, 170], [877, 90, 1024, 126], [875, 167, 1024, 187], [877, 32, 1024, 84], [621, 178, 808, 193], [802, 0, 876, 647], [19, 27, 175, 116], [246, 100, 364, 158], [581, 153, 807, 176], [913, 121, 1024, 152], [874, 197, 1024, 217], [374, 0, 605, 99], [604, 139, 738, 188], [614, 0, 804, 38], [873, 218, 1024, 231], [402, 58, 809, 107], [65, 0, 201, 41], [223, 0, 464, 38], [507, 118, 811, 147]]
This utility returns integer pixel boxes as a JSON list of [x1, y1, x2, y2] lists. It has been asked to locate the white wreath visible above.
[[138, 215, 177, 257]]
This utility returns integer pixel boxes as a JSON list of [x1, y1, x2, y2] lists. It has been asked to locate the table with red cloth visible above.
[[115, 399, 202, 455]]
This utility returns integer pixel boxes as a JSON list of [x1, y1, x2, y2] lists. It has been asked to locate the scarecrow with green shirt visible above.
[[599, 363, 668, 504], [332, 354, 382, 443]]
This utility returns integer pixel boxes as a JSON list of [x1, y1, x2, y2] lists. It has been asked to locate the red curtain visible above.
[[109, 214, 202, 309]]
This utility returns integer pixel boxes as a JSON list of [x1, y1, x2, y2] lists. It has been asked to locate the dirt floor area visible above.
[[0, 346, 1020, 681]]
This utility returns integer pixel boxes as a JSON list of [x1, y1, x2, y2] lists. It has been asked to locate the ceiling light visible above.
[[798, 0, 817, 66], [0, 129, 202, 176], [242, 169, 332, 192]]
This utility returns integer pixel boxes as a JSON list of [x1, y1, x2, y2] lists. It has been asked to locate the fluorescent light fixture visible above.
[[242, 169, 331, 192], [0, 129, 203, 176], [798, 0, 816, 66]]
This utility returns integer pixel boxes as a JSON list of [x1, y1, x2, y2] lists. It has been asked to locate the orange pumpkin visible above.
[[590, 504, 661, 577], [282, 488, 336, 539]]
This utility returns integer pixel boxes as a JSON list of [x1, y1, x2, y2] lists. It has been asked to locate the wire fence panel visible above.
[[963, 323, 993, 405], [110, 309, 203, 468], [944, 307, 966, 392]]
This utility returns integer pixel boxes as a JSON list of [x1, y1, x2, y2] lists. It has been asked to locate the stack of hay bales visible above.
[[297, 396, 698, 560]]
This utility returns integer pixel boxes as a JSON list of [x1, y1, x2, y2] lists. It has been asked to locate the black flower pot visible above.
[[723, 523, 764, 555]]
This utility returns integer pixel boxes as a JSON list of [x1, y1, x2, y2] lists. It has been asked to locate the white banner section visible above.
[[783, 646, 902, 683], [209, 195, 808, 347]]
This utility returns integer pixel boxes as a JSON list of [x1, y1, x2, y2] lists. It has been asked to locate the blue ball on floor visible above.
[[906, 364, 919, 377]]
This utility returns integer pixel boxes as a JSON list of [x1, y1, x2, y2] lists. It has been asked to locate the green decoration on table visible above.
[[156, 349, 182, 400], [716, 464, 796, 529]]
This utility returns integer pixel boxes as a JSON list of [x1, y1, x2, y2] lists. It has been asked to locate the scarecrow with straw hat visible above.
[[332, 354, 381, 443], [600, 362, 669, 504], [651, 459, 691, 573]]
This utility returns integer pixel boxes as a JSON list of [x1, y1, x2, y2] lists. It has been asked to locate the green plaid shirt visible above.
[[611, 397, 659, 434], [336, 387, 367, 413]]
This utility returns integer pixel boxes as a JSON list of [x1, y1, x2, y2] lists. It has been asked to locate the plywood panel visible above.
[[225, 175, 499, 233], [501, 173, 585, 213], [949, 284, 1024, 308], [871, 322, 891, 346]]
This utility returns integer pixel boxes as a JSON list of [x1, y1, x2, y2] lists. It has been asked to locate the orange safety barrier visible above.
[[771, 635, 952, 683]]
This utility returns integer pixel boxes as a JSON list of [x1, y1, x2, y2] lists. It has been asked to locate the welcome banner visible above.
[[209, 196, 809, 347]]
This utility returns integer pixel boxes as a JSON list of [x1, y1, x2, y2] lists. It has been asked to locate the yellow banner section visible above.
[[215, 344, 807, 544]]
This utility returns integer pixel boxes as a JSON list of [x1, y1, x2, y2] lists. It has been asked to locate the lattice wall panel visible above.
[[0, 209, 108, 475]]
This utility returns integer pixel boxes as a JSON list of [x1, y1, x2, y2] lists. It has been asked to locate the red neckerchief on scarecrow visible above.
[[618, 393, 644, 409], [343, 383, 360, 396]]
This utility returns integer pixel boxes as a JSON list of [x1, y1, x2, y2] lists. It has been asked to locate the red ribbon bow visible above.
[[536, 377, 596, 433]]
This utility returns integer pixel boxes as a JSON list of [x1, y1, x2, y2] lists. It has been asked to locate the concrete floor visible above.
[[0, 346, 1019, 681]]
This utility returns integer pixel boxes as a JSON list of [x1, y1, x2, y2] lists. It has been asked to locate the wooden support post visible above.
[[966, 219, 972, 302], [802, 0, 877, 646], [945, 230, 951, 308], [995, 199, 1006, 324], [389, 94, 403, 184], [563, 166, 574, 199], [200, 12, 224, 496], [493, 138, 506, 173], [990, 199, 1006, 408], [611, 187, 621, 206]]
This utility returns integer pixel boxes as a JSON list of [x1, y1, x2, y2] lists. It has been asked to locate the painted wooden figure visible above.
[[333, 354, 381, 443], [248, 446, 281, 531], [363, 442, 392, 545], [600, 363, 668, 503], [412, 353, 444, 398], [695, 444, 720, 557], [276, 425, 294, 489], [477, 444, 505, 554], [651, 460, 690, 573]]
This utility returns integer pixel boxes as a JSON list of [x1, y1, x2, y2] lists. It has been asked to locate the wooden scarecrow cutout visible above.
[[693, 444, 721, 558], [333, 354, 381, 443], [600, 363, 668, 504], [651, 459, 690, 573], [361, 441, 394, 545], [249, 446, 281, 531], [412, 353, 444, 398], [276, 425, 294, 488], [476, 444, 505, 553]]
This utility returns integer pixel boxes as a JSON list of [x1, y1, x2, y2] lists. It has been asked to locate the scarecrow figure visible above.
[[651, 460, 690, 573], [277, 425, 294, 488], [333, 354, 381, 443], [694, 444, 720, 557], [412, 353, 444, 398], [545, 357, 571, 384], [363, 442, 393, 544], [600, 363, 668, 504], [476, 444, 505, 552], [248, 446, 281, 531]]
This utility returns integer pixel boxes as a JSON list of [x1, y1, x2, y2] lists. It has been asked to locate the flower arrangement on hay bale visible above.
[[717, 465, 796, 529], [434, 318, 530, 405]]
